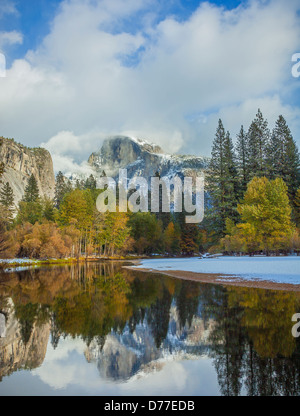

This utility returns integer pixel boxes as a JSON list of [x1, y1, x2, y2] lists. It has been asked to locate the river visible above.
[[0, 261, 299, 396]]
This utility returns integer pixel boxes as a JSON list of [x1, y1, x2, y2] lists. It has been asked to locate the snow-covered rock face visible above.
[[87, 135, 209, 182]]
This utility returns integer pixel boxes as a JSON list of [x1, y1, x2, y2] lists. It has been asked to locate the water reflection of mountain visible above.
[[0, 298, 50, 381], [85, 307, 216, 382], [0, 262, 300, 395]]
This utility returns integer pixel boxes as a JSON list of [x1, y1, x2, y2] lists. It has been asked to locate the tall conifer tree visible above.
[[23, 174, 40, 203], [0, 181, 15, 225], [247, 109, 269, 179], [235, 125, 250, 199], [207, 120, 238, 240], [17, 174, 42, 224], [0, 182, 14, 208], [267, 115, 300, 199], [55, 171, 72, 208], [294, 188, 300, 227]]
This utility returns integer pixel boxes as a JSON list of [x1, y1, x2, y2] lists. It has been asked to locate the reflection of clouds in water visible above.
[[31, 336, 219, 395], [124, 359, 220, 396], [122, 361, 189, 395], [32, 337, 96, 391]]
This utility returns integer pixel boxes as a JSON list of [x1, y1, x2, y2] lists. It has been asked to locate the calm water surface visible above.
[[0, 262, 299, 396]]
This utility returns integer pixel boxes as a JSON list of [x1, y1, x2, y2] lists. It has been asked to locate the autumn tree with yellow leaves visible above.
[[223, 177, 296, 254]]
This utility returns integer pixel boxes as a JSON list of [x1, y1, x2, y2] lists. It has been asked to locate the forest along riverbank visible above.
[[126, 256, 300, 292]]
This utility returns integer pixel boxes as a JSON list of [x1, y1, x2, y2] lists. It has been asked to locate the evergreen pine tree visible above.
[[55, 171, 72, 208], [235, 125, 250, 199], [0, 181, 15, 224], [267, 115, 300, 199], [206, 119, 226, 239], [84, 174, 97, 190], [294, 188, 300, 228], [23, 174, 40, 203], [42, 197, 55, 222], [0, 181, 14, 208], [224, 130, 239, 216], [247, 109, 270, 179], [75, 178, 85, 190], [18, 174, 42, 224], [206, 120, 238, 240]]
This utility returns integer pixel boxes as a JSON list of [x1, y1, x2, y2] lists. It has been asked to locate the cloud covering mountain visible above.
[[0, 0, 299, 174]]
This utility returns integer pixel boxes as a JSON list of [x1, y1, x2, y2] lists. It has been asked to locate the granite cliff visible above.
[[0, 137, 55, 205], [87, 135, 209, 182], [0, 134, 208, 205], [0, 298, 50, 381]]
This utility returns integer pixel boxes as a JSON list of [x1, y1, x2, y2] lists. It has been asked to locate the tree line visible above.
[[0, 109, 300, 259], [205, 109, 300, 255], [0, 163, 202, 259]]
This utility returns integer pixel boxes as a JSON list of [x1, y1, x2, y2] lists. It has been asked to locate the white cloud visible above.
[[0, 1, 22, 54], [0, 0, 18, 19], [42, 130, 88, 156], [0, 0, 299, 164], [184, 95, 300, 156], [0, 30, 23, 48], [41, 130, 103, 175]]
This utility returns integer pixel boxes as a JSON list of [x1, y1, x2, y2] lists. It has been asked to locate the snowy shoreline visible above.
[[0, 259, 35, 264], [134, 256, 300, 286]]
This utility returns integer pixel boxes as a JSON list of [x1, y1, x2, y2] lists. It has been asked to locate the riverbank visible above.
[[126, 256, 300, 292], [0, 257, 80, 272], [0, 255, 159, 272]]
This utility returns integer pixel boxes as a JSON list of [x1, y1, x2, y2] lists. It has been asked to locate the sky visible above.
[[0, 0, 299, 174]]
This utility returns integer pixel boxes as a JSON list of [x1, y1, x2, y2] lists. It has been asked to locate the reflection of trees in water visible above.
[[15, 303, 40, 345], [197, 284, 246, 396], [243, 340, 300, 396], [146, 286, 172, 348], [175, 281, 200, 330], [203, 285, 300, 396], [1, 263, 300, 395]]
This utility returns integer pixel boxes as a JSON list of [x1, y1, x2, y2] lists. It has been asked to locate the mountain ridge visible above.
[[87, 135, 209, 182]]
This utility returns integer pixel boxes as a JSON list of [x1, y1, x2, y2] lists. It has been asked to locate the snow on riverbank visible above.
[[135, 256, 300, 285], [0, 259, 35, 264]]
